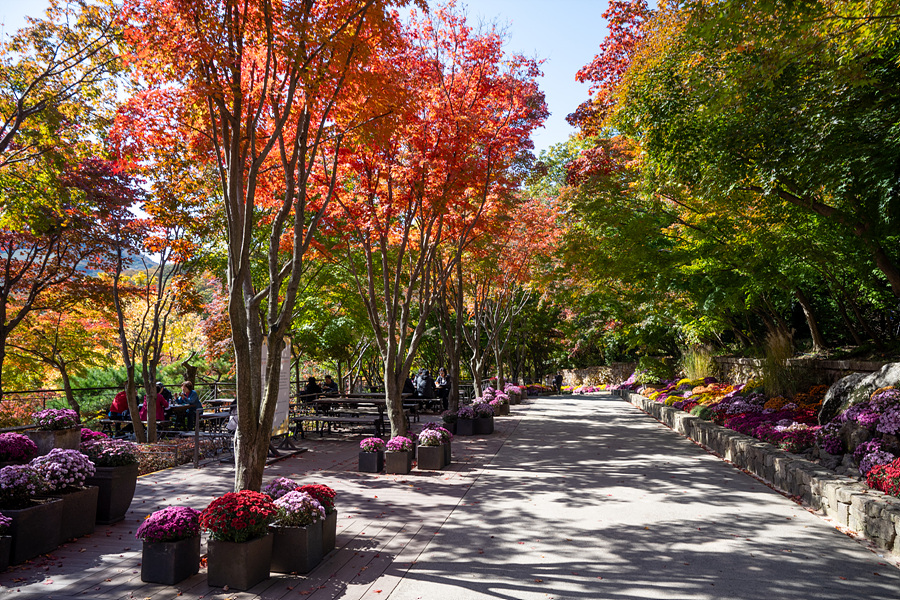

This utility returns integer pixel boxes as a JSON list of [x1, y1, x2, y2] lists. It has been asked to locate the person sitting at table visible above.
[[139, 388, 169, 421], [436, 367, 450, 411], [302, 376, 323, 401], [109, 388, 130, 420], [157, 382, 173, 404], [416, 369, 436, 400], [403, 376, 416, 397], [175, 381, 203, 429], [322, 375, 339, 394]]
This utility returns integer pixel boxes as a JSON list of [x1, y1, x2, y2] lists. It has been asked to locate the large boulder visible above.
[[818, 363, 900, 424]]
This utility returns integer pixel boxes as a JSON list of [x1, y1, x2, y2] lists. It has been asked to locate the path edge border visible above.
[[615, 390, 900, 558]]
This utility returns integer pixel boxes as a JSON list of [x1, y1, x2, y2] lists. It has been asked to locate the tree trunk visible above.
[[57, 360, 81, 421], [793, 288, 827, 352], [846, 294, 885, 348], [124, 366, 146, 443], [834, 296, 865, 346], [181, 352, 198, 385], [384, 354, 407, 439]]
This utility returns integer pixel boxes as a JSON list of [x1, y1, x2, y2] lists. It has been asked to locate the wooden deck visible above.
[[0, 412, 524, 600]]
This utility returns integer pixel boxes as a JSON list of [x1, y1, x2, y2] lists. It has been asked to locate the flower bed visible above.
[[611, 373, 900, 498], [619, 387, 900, 556]]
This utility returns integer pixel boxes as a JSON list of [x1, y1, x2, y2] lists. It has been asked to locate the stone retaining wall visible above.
[[713, 357, 888, 385], [617, 390, 900, 557], [562, 362, 636, 387]]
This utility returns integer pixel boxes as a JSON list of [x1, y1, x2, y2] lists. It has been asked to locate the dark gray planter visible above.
[[207, 533, 272, 590], [270, 521, 323, 574], [443, 441, 451, 466], [417, 445, 445, 470], [474, 416, 494, 435], [0, 535, 10, 572], [85, 463, 139, 524], [4, 497, 62, 564], [58, 485, 99, 543], [26, 427, 81, 456], [497, 403, 510, 416], [323, 510, 337, 554], [456, 418, 474, 436], [141, 535, 200, 584], [384, 451, 412, 474], [443, 421, 457, 435], [358, 451, 384, 473]]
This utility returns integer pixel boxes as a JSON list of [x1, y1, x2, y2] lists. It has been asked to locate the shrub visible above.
[[274, 491, 324, 527], [359, 437, 385, 452], [385, 436, 414, 452], [263, 477, 299, 500], [80, 439, 139, 467], [0, 465, 44, 509], [418, 429, 443, 447], [457, 405, 475, 419], [297, 484, 336, 514], [32, 408, 79, 430], [0, 432, 38, 463], [81, 428, 108, 442], [30, 448, 95, 491], [200, 490, 277, 543], [136, 506, 201, 543], [633, 356, 674, 385], [690, 405, 713, 421], [867, 457, 900, 497]]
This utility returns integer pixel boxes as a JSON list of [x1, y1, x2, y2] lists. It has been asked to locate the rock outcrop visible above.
[[819, 363, 900, 424]]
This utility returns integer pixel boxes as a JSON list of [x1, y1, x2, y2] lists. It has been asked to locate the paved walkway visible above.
[[2, 394, 899, 599]]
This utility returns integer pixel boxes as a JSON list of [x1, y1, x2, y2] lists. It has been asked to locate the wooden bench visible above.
[[99, 419, 173, 436], [292, 415, 383, 438]]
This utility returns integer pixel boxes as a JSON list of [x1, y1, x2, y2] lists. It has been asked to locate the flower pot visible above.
[[0, 535, 10, 572], [57, 485, 99, 543], [474, 416, 494, 435], [84, 463, 139, 524], [323, 510, 337, 555], [358, 450, 384, 473], [384, 450, 412, 474], [270, 520, 323, 574], [207, 533, 273, 591], [443, 441, 451, 466], [4, 497, 63, 564], [498, 403, 510, 416], [417, 445, 445, 470], [26, 427, 81, 456], [456, 418, 474, 436], [141, 535, 200, 584], [443, 422, 457, 435]]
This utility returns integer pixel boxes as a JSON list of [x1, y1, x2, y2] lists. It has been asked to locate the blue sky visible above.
[[2, 0, 609, 154]]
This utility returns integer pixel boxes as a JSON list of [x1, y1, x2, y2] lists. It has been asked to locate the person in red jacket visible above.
[[139, 390, 169, 421], [109, 389, 130, 420]]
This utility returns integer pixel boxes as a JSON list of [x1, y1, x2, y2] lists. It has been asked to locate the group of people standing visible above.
[[108, 381, 203, 428], [403, 367, 450, 410]]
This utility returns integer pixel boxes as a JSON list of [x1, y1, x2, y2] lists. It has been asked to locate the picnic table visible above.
[[291, 394, 416, 438]]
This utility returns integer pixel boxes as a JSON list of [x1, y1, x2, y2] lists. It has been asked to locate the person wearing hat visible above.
[[157, 382, 173, 404]]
